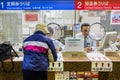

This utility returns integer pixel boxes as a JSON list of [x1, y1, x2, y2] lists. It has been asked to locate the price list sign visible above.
[[91, 61, 113, 72], [48, 62, 64, 71]]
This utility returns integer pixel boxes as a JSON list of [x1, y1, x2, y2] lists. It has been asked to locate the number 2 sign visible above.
[[75, 0, 84, 10]]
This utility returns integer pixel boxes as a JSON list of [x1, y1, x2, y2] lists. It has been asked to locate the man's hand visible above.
[[56, 47, 60, 53], [84, 47, 92, 52]]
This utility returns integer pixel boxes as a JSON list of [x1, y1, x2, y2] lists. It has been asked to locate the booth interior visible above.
[[0, 10, 120, 80]]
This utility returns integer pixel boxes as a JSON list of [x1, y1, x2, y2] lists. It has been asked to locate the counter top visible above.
[[63, 51, 120, 62], [3, 51, 120, 62], [0, 51, 120, 80]]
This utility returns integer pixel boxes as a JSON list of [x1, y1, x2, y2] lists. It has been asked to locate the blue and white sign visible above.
[[0, 0, 74, 10]]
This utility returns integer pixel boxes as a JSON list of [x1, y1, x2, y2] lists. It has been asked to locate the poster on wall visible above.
[[111, 10, 120, 24], [25, 13, 38, 22]]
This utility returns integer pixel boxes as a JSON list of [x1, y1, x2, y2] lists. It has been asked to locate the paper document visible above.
[[86, 51, 111, 61], [13, 56, 23, 61]]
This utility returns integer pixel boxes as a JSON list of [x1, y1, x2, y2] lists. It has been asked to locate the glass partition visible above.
[[0, 10, 119, 51]]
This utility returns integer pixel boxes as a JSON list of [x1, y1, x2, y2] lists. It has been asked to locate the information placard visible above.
[[64, 37, 84, 51]]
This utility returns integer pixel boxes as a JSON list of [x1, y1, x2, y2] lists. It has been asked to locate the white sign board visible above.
[[91, 61, 113, 72], [64, 37, 84, 51], [48, 62, 63, 71]]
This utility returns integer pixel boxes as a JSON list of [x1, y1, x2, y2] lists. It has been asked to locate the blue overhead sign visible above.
[[0, 0, 74, 10]]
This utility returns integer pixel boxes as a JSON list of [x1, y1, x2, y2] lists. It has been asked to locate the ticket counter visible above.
[[0, 51, 120, 80]]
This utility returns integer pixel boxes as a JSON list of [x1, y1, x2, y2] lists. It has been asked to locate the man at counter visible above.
[[75, 23, 96, 52], [47, 27, 65, 61]]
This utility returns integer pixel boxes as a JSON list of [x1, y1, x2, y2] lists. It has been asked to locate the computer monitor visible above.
[[98, 31, 117, 51]]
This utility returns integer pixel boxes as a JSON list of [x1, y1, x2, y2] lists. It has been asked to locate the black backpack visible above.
[[0, 41, 19, 72]]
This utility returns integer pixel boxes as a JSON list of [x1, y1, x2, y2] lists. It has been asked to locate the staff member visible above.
[[75, 23, 96, 52], [22, 24, 57, 80]]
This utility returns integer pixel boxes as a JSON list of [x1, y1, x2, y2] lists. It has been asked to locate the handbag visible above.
[[0, 41, 19, 72]]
